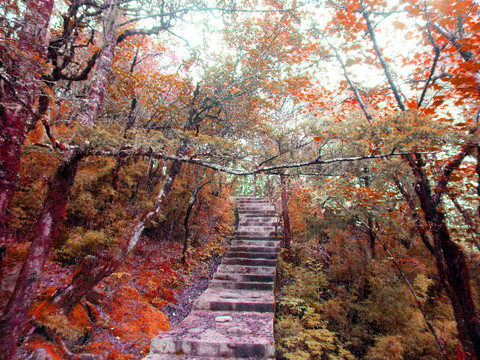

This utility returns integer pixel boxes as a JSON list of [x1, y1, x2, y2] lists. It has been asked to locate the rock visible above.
[[215, 315, 233, 322], [227, 326, 250, 335], [29, 347, 54, 360]]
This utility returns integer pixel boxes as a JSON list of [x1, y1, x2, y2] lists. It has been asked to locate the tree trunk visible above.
[[182, 170, 210, 262], [79, 0, 118, 126], [449, 193, 480, 251], [0, 149, 84, 360], [408, 152, 480, 359], [367, 216, 375, 258], [52, 139, 191, 309], [476, 146, 480, 217], [0, 0, 54, 243], [280, 172, 292, 251], [394, 179, 435, 255]]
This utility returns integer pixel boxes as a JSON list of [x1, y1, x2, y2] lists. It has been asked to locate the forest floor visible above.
[[161, 255, 223, 327], [13, 237, 227, 360]]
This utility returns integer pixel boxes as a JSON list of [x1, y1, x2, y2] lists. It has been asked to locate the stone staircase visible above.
[[143, 197, 280, 360]]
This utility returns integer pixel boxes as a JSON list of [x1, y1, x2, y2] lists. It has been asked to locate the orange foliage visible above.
[[30, 288, 92, 341], [25, 336, 64, 360], [104, 285, 169, 342]]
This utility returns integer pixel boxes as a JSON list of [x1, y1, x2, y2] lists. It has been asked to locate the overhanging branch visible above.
[[83, 147, 437, 175], [34, 142, 441, 176]]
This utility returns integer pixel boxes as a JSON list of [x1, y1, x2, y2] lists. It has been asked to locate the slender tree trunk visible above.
[[394, 179, 435, 255], [52, 139, 190, 309], [0, 113, 24, 243], [280, 172, 292, 251], [124, 47, 140, 137], [181, 170, 210, 262], [0, 149, 84, 360], [449, 193, 480, 251], [367, 216, 375, 258], [79, 0, 118, 126], [372, 220, 449, 360], [476, 146, 480, 217]]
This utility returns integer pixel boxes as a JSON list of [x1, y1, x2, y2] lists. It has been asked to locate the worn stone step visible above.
[[210, 279, 274, 291], [149, 310, 275, 358], [213, 272, 275, 283], [238, 221, 278, 228], [236, 232, 277, 238], [216, 264, 277, 276], [237, 225, 276, 232], [239, 216, 277, 222], [235, 236, 279, 242], [226, 251, 278, 259], [237, 204, 273, 208], [239, 212, 277, 218], [230, 240, 280, 248], [193, 288, 274, 312], [144, 355, 271, 360], [237, 208, 275, 214], [229, 246, 280, 254], [222, 257, 277, 267], [235, 196, 270, 200], [234, 197, 270, 203], [237, 208, 275, 212], [237, 206, 274, 211]]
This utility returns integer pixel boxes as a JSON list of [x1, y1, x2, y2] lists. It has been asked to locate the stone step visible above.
[[230, 240, 280, 248], [235, 236, 279, 241], [237, 225, 276, 231], [229, 246, 280, 253], [193, 288, 275, 312], [222, 257, 277, 267], [237, 206, 273, 211], [213, 272, 276, 283], [226, 251, 278, 259], [216, 264, 277, 276], [237, 206, 274, 211], [144, 355, 271, 360], [236, 232, 277, 238], [238, 221, 278, 227], [239, 211, 277, 217], [148, 310, 275, 359], [234, 197, 271, 203], [210, 279, 274, 291], [239, 216, 277, 221]]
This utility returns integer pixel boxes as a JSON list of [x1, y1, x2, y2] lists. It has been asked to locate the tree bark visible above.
[[0, 148, 84, 360], [394, 179, 435, 255], [79, 0, 118, 126], [0, 0, 54, 243], [449, 193, 480, 251], [476, 146, 480, 217], [182, 169, 210, 262], [407, 151, 480, 359]]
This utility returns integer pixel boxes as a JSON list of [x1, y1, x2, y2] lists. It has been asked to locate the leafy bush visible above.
[[56, 228, 109, 263]]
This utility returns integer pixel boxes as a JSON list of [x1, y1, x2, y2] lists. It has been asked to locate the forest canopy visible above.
[[1, 0, 480, 359]]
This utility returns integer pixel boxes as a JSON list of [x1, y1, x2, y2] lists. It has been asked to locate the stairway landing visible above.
[[143, 197, 280, 360]]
